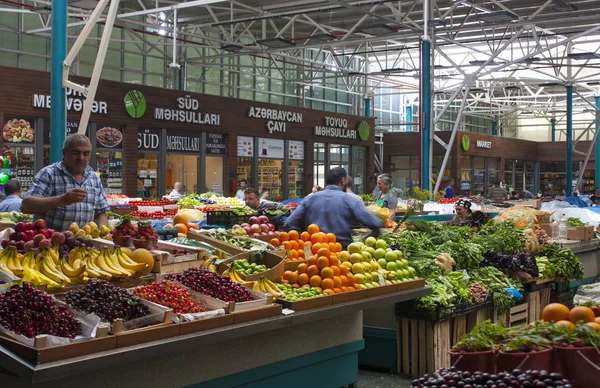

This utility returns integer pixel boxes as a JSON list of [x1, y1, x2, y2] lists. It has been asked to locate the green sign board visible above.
[[461, 135, 470, 151], [357, 121, 370, 141], [124, 90, 147, 119]]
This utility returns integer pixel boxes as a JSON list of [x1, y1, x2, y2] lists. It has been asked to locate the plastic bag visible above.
[[504, 287, 523, 302], [574, 282, 600, 306], [366, 204, 389, 221]]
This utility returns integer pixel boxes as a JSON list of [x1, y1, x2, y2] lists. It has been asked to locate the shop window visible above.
[[314, 142, 326, 162], [288, 160, 304, 198], [166, 154, 198, 195], [205, 156, 224, 195], [390, 156, 412, 193], [258, 159, 282, 201], [138, 154, 158, 198], [351, 146, 366, 195], [314, 163, 326, 188]]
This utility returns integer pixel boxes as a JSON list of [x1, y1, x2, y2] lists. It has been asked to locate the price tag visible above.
[[378, 273, 385, 286], [149, 170, 157, 178], [139, 170, 147, 178], [282, 308, 295, 315], [304, 245, 311, 258]]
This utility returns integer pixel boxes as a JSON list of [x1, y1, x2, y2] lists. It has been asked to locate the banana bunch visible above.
[[252, 277, 285, 299], [92, 247, 147, 279], [202, 256, 219, 272], [0, 247, 23, 277], [223, 262, 244, 282]]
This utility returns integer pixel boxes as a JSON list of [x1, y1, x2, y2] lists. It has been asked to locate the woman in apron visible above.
[[374, 174, 398, 221]]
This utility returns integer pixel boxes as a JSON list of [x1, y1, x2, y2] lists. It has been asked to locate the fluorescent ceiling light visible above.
[[221, 43, 244, 52], [504, 85, 521, 90], [311, 33, 336, 42], [356, 23, 397, 35], [347, 72, 366, 76], [567, 52, 600, 60], [549, 110, 567, 113], [586, 81, 600, 86], [31, 6, 52, 14], [538, 82, 563, 87], [469, 60, 497, 66], [256, 38, 296, 48], [381, 68, 413, 73], [474, 11, 519, 23]]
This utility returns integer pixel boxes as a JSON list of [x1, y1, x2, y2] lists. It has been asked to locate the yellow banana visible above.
[[264, 279, 285, 298], [116, 249, 146, 272], [72, 258, 82, 269], [68, 249, 81, 268], [60, 258, 86, 278], [252, 280, 261, 292], [0, 249, 14, 276], [6, 249, 23, 277], [48, 245, 60, 264], [22, 267, 62, 288], [106, 250, 136, 276], [41, 259, 70, 284], [21, 251, 35, 269], [83, 256, 113, 279], [96, 253, 128, 278]]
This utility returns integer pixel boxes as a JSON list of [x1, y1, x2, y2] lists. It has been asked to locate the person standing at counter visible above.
[[489, 181, 507, 202], [21, 134, 110, 231], [443, 179, 456, 198], [235, 180, 247, 202], [165, 182, 184, 201], [244, 188, 287, 212], [0, 180, 23, 212], [345, 175, 362, 200], [373, 174, 398, 221], [284, 167, 383, 248]]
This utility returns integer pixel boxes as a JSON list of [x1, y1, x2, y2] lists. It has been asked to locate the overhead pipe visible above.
[[551, 117, 556, 141], [566, 84, 574, 196], [420, 0, 431, 191], [50, 0, 66, 163], [596, 96, 600, 189]]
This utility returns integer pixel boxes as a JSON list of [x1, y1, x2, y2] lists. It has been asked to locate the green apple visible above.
[[386, 261, 398, 271], [385, 251, 397, 262], [408, 267, 417, 277], [401, 269, 410, 279], [385, 280, 392, 285], [365, 282, 374, 288], [371, 271, 379, 280], [377, 258, 388, 268], [360, 284, 368, 289], [374, 248, 387, 259], [370, 260, 380, 270], [348, 243, 362, 254], [362, 261, 372, 272], [394, 250, 403, 259], [366, 247, 376, 257], [351, 262, 365, 274], [365, 236, 377, 247], [361, 251, 372, 261], [371, 281, 381, 288], [349, 253, 363, 264], [375, 239, 387, 250], [386, 271, 397, 280], [401, 259, 409, 269], [354, 273, 365, 284], [364, 272, 372, 281]]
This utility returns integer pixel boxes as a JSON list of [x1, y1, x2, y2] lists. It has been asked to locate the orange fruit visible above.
[[335, 243, 343, 253], [187, 223, 199, 231], [542, 303, 570, 322], [317, 247, 332, 258], [307, 224, 320, 235], [281, 241, 292, 250], [354, 284, 362, 290], [288, 230, 299, 241], [282, 270, 294, 281], [333, 276, 342, 288], [329, 256, 339, 267], [298, 249, 305, 259], [340, 275, 349, 286], [300, 231, 311, 241], [569, 306, 596, 324], [326, 233, 336, 243], [309, 275, 322, 287], [304, 241, 312, 250], [333, 287, 342, 294], [329, 243, 337, 252], [311, 233, 323, 244], [347, 273, 355, 286], [340, 286, 349, 292], [321, 267, 334, 279], [323, 288, 335, 295], [307, 265, 320, 277], [311, 242, 323, 255], [174, 223, 188, 235], [307, 256, 318, 267], [270, 238, 281, 247], [298, 273, 309, 285], [278, 232, 290, 242], [332, 266, 341, 276], [556, 320, 575, 330], [290, 240, 299, 250], [301, 284, 311, 289], [291, 283, 300, 288], [321, 232, 329, 243], [173, 214, 189, 225], [297, 263, 308, 274], [586, 322, 600, 332], [321, 278, 335, 290], [317, 256, 330, 269], [287, 271, 299, 284], [297, 240, 305, 249], [339, 265, 349, 275], [289, 249, 298, 259]]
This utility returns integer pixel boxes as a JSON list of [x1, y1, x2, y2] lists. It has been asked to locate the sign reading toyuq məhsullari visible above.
[[154, 95, 220, 125]]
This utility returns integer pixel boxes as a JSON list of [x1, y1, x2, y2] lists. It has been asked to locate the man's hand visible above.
[[61, 189, 88, 205]]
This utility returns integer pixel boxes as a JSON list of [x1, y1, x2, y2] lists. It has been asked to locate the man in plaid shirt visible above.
[[22, 134, 110, 231]]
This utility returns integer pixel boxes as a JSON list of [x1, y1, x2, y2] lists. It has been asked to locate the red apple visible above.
[[23, 241, 35, 250], [250, 224, 261, 234], [33, 234, 45, 247], [15, 232, 25, 242], [25, 230, 35, 241], [25, 222, 34, 231], [51, 232, 66, 245], [260, 224, 269, 233], [1, 240, 8, 248], [267, 223, 275, 232], [258, 215, 269, 224], [34, 219, 47, 230], [43, 230, 52, 239], [14, 222, 25, 233], [248, 216, 260, 225], [15, 241, 25, 251], [38, 239, 52, 250]]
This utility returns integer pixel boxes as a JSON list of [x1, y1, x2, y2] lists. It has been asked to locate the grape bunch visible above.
[[0, 282, 81, 338], [132, 282, 206, 314], [412, 368, 571, 388], [63, 280, 149, 322], [166, 268, 254, 303]]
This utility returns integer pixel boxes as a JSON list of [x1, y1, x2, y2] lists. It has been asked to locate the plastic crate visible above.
[[206, 210, 249, 227], [395, 295, 493, 322]]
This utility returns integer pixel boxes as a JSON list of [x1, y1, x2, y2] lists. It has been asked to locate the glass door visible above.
[[205, 156, 224, 195], [137, 153, 158, 198], [351, 146, 366, 195], [472, 157, 485, 195], [166, 154, 198, 195]]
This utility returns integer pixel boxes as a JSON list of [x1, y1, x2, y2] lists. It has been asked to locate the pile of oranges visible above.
[[270, 224, 343, 262], [541, 303, 600, 331], [279, 224, 358, 295]]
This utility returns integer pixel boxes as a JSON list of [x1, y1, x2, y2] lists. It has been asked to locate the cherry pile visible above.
[[132, 282, 206, 314], [0, 282, 81, 338], [63, 280, 149, 322], [166, 268, 254, 303], [412, 368, 571, 388]]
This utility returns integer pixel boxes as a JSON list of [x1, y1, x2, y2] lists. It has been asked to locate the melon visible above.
[[130, 248, 154, 275]]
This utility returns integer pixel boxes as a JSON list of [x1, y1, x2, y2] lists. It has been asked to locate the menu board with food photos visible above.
[[288, 140, 304, 160], [95, 124, 123, 149], [237, 136, 254, 157], [3, 117, 35, 144]]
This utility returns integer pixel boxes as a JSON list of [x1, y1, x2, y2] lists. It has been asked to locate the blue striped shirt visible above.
[[26, 162, 110, 231]]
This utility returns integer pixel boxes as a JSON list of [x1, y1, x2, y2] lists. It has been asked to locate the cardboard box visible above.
[[567, 225, 594, 241], [535, 211, 552, 224], [539, 223, 553, 237]]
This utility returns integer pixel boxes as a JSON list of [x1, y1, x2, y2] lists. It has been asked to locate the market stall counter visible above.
[[0, 286, 430, 388]]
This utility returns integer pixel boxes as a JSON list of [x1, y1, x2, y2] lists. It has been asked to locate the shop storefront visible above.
[[0, 66, 375, 199]]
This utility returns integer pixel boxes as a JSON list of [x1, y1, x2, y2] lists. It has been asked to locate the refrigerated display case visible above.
[[258, 159, 282, 201], [7, 145, 35, 192], [288, 161, 303, 198], [96, 151, 123, 195]]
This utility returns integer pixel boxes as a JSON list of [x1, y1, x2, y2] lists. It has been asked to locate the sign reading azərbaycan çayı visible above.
[[154, 95, 220, 125], [248, 107, 303, 134]]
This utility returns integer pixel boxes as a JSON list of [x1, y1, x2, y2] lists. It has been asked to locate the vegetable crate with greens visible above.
[[206, 207, 257, 227], [395, 292, 493, 322]]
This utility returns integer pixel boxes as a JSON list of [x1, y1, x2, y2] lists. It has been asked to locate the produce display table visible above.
[[0, 286, 430, 388], [557, 239, 600, 287]]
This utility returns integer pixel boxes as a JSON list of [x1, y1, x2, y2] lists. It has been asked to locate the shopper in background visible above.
[[284, 167, 383, 248], [308, 185, 322, 196], [22, 134, 110, 231], [0, 180, 22, 212], [509, 190, 519, 200], [489, 181, 507, 202], [244, 187, 287, 212], [371, 173, 390, 200], [165, 182, 184, 201], [373, 174, 398, 221], [451, 198, 473, 225], [590, 188, 600, 205], [235, 179, 247, 201], [443, 179, 456, 199], [261, 188, 270, 200], [520, 188, 534, 199], [345, 175, 362, 200]]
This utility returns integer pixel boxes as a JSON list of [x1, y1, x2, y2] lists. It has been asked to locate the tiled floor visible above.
[[357, 369, 413, 388]]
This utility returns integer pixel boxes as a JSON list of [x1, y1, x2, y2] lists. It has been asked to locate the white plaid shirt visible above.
[[26, 162, 110, 231]]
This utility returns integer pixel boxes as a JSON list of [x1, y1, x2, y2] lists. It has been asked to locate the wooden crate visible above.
[[526, 288, 552, 323], [495, 303, 529, 327]]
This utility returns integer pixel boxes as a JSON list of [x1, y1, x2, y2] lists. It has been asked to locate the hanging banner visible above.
[[237, 136, 253, 157], [206, 133, 226, 156], [138, 128, 161, 151], [166, 129, 200, 153], [258, 138, 284, 159], [288, 140, 304, 160]]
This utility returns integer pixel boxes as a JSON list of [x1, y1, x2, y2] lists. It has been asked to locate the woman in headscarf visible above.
[[451, 198, 472, 225], [373, 174, 398, 221]]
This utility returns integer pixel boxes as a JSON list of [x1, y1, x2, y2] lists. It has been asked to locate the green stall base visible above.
[[190, 340, 364, 388], [395, 213, 499, 223], [358, 326, 397, 373]]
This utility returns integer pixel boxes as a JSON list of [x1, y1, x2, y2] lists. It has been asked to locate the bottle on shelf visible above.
[[558, 214, 568, 241]]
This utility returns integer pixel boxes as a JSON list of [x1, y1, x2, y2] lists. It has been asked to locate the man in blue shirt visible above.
[[443, 179, 456, 199], [284, 167, 383, 248], [0, 180, 22, 212]]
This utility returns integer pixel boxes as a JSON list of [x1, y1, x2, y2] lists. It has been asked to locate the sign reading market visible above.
[[247, 106, 303, 134], [154, 95, 220, 125]]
